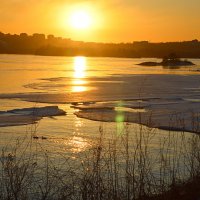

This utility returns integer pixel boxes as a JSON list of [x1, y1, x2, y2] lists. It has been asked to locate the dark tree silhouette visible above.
[[0, 32, 199, 58]]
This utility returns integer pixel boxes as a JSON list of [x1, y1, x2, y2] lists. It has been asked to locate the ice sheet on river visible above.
[[1, 75, 200, 103], [74, 99, 200, 133], [1, 74, 200, 132], [0, 106, 66, 127]]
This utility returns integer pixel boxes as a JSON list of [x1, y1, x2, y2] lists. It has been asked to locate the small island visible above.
[[138, 53, 195, 67]]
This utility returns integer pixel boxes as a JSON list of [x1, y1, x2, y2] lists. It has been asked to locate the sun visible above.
[[69, 10, 92, 30]]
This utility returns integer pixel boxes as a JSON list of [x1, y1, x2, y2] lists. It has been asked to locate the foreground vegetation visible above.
[[1, 122, 200, 200]]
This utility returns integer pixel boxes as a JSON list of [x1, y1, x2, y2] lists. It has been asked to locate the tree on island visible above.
[[162, 53, 180, 63]]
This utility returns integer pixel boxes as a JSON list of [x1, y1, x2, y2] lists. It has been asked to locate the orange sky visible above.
[[0, 0, 200, 43]]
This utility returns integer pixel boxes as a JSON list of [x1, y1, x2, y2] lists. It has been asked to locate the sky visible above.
[[0, 0, 200, 43]]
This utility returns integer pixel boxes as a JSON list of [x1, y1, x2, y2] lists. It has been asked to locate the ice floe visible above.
[[0, 106, 66, 127]]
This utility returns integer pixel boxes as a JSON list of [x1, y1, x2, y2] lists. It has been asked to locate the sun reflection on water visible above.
[[68, 136, 90, 153], [73, 79, 86, 85], [72, 56, 88, 92], [72, 85, 87, 93], [74, 56, 86, 79]]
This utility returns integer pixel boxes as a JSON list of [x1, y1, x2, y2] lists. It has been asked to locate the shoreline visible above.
[[1, 53, 200, 59]]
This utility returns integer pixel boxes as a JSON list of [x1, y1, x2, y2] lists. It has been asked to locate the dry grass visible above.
[[1, 116, 200, 200]]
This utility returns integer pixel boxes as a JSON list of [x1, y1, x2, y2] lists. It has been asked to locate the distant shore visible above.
[[1, 52, 200, 60], [1, 32, 200, 58]]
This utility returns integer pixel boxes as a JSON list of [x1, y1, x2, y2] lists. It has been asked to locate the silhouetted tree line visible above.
[[0, 32, 200, 58]]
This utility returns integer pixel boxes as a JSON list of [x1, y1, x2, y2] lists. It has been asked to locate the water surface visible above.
[[1, 54, 200, 158]]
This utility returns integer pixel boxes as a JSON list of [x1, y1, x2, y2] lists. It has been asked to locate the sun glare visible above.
[[69, 10, 92, 29]]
